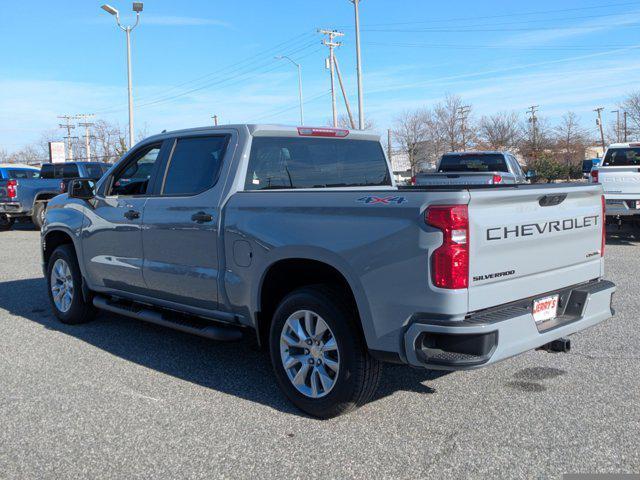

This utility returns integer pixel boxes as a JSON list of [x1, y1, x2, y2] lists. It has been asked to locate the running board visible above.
[[93, 296, 243, 341]]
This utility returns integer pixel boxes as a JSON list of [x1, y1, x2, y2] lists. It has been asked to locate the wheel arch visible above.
[[42, 228, 88, 293], [254, 252, 373, 349]]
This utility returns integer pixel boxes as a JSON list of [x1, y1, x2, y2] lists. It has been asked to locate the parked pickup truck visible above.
[[41, 125, 615, 418], [0, 161, 109, 230], [591, 143, 640, 229], [413, 151, 527, 186]]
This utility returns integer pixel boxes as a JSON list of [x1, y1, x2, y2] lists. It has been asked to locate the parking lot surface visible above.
[[0, 225, 638, 479]]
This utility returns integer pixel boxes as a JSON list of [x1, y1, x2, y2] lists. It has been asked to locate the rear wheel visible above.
[[0, 214, 14, 231], [46, 244, 95, 324], [269, 286, 381, 418], [32, 202, 46, 230]]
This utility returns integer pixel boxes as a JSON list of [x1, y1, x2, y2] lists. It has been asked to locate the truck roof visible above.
[[442, 151, 510, 156], [144, 124, 381, 142], [607, 142, 640, 148], [0, 163, 39, 170]]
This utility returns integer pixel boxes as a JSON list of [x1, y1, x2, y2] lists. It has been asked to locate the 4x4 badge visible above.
[[357, 195, 407, 205]]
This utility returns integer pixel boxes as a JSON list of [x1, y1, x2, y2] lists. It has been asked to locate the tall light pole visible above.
[[275, 55, 304, 125], [102, 2, 143, 149], [351, 0, 365, 130]]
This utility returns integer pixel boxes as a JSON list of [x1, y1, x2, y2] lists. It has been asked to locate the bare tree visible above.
[[392, 109, 429, 174], [331, 114, 376, 131], [478, 112, 522, 150], [553, 112, 588, 168], [433, 94, 465, 151], [520, 115, 553, 161], [621, 91, 640, 139]]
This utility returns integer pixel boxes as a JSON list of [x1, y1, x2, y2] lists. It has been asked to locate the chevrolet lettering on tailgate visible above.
[[486, 215, 599, 241]]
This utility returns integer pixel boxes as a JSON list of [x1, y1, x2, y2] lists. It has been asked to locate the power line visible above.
[[339, 1, 640, 27]]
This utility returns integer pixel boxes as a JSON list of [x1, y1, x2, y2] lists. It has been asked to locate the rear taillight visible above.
[[591, 169, 599, 183], [601, 194, 606, 257], [6, 180, 17, 199], [410, 175, 416, 186], [492, 174, 503, 184], [426, 204, 469, 289]]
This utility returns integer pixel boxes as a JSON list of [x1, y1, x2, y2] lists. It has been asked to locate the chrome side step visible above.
[[93, 295, 243, 342]]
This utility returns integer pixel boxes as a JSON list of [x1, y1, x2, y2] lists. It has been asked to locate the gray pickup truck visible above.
[[41, 125, 615, 418], [413, 151, 527, 186], [0, 161, 109, 229], [592, 143, 640, 230]]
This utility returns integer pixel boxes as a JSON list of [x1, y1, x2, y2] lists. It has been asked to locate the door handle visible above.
[[191, 211, 213, 223], [124, 209, 140, 220]]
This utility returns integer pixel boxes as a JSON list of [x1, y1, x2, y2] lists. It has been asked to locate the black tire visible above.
[[46, 244, 96, 325], [32, 202, 46, 230], [0, 214, 14, 231], [269, 285, 382, 418]]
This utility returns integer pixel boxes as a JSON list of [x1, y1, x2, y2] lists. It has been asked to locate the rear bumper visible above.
[[604, 196, 640, 216], [0, 202, 29, 216], [403, 279, 615, 370]]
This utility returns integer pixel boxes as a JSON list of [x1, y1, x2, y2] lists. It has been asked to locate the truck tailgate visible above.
[[467, 184, 604, 311], [598, 166, 640, 195], [417, 172, 500, 186]]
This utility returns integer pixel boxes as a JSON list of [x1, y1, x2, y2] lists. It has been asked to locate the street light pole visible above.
[[275, 56, 304, 125], [351, 0, 364, 130], [102, 3, 143, 149]]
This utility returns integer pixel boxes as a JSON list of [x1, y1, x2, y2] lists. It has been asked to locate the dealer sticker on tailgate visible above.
[[532, 295, 559, 323]]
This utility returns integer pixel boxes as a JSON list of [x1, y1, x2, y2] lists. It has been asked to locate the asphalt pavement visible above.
[[0, 224, 638, 479]]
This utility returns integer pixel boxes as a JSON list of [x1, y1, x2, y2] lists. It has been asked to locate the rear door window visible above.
[[62, 164, 80, 178], [438, 154, 509, 173], [161, 136, 229, 195], [245, 137, 390, 190], [603, 148, 640, 166], [40, 164, 54, 179]]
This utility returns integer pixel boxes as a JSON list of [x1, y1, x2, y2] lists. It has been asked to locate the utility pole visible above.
[[594, 107, 606, 153], [76, 114, 95, 161], [624, 111, 628, 142], [333, 55, 356, 129], [319, 29, 344, 127], [458, 105, 471, 151], [58, 115, 78, 162], [526, 105, 539, 158], [611, 110, 620, 143], [350, 0, 365, 130], [212, 115, 219, 126]]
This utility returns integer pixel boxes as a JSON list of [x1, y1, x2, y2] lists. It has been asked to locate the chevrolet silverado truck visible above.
[[0, 161, 109, 230], [413, 151, 527, 186], [41, 125, 615, 418], [591, 143, 640, 230]]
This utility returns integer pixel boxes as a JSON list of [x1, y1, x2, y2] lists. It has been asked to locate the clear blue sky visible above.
[[1, 0, 640, 151]]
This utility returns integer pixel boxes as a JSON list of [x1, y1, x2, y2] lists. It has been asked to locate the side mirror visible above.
[[69, 179, 96, 200], [525, 169, 537, 179]]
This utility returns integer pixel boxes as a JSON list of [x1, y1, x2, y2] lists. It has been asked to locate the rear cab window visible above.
[[245, 136, 391, 190], [603, 148, 640, 166], [438, 154, 509, 173], [5, 169, 39, 179]]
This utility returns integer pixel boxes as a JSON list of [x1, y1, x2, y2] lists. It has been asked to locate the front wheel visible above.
[[269, 286, 381, 418], [0, 214, 14, 231], [46, 244, 95, 324]]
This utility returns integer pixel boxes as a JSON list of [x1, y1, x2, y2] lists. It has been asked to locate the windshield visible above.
[[438, 154, 508, 173], [603, 148, 640, 166], [6, 169, 39, 179]]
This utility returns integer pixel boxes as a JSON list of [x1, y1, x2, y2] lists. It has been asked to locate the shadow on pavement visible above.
[[605, 227, 639, 247], [0, 277, 447, 417]]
